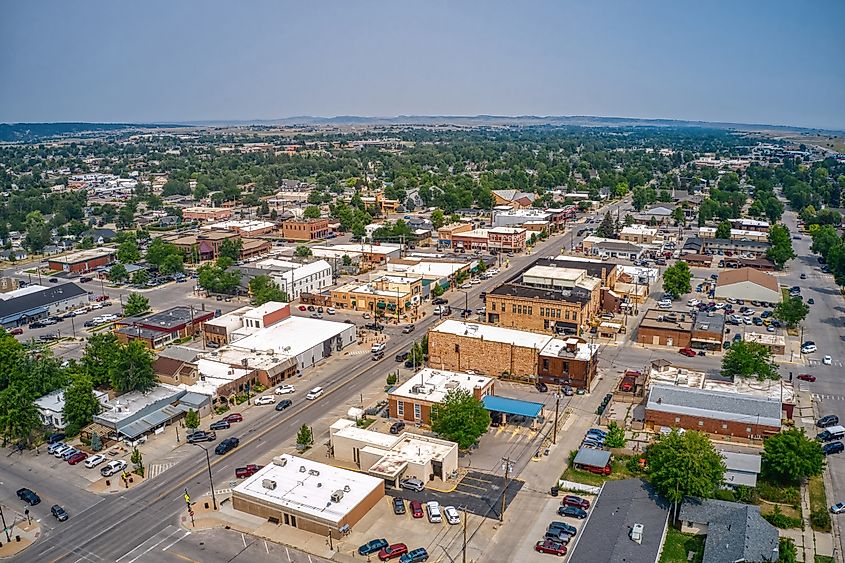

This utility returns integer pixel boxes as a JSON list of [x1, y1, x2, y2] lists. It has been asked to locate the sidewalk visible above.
[[0, 518, 40, 560]]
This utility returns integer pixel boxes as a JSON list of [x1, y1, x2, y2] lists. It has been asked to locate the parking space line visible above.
[[162, 531, 190, 551]]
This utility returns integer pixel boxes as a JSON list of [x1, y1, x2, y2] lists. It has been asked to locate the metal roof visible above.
[[481, 395, 543, 418], [646, 384, 782, 428], [573, 447, 611, 468], [0, 283, 87, 321]]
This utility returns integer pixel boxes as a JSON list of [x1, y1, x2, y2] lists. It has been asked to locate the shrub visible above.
[[757, 480, 800, 504], [763, 506, 803, 529], [811, 509, 831, 531], [386, 373, 397, 386]]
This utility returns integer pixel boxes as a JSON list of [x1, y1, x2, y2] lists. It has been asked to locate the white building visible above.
[[492, 208, 552, 228], [263, 259, 332, 299], [232, 454, 384, 538], [35, 389, 110, 430]]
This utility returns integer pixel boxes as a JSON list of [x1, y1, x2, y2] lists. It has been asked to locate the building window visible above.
[[512, 304, 517, 314], [698, 421, 704, 427], [565, 310, 570, 320], [397, 401, 404, 416], [527, 306, 533, 315], [674, 417, 680, 423], [746, 427, 752, 433], [414, 403, 421, 420], [542, 359, 549, 370], [721, 424, 728, 430]]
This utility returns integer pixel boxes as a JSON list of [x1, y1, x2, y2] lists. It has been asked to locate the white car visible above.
[[802, 344, 818, 354], [100, 459, 127, 477], [831, 502, 845, 514], [470, 278, 481, 285], [306, 387, 324, 400], [371, 343, 386, 353], [459, 283, 472, 289], [444, 505, 460, 525], [426, 501, 442, 523], [657, 299, 672, 309], [53, 444, 72, 458], [91, 316, 106, 324], [326, 307, 336, 315], [255, 395, 275, 406], [687, 298, 700, 307], [84, 454, 107, 468], [275, 384, 295, 395], [726, 297, 737, 304], [823, 355, 833, 365]]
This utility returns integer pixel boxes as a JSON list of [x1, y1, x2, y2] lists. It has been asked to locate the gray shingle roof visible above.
[[0, 282, 88, 320], [679, 498, 779, 563], [646, 384, 782, 428], [569, 479, 670, 563]]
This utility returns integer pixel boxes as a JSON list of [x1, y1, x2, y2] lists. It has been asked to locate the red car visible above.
[[410, 500, 424, 518], [298, 305, 307, 311], [9, 328, 23, 335], [561, 495, 590, 509], [378, 543, 408, 561], [224, 413, 244, 423], [94, 295, 109, 302], [798, 374, 817, 382], [679, 347, 697, 357], [535, 539, 567, 556], [235, 464, 263, 478], [67, 452, 88, 465]]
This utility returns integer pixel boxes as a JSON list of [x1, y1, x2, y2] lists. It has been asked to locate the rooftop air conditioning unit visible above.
[[630, 523, 644, 544], [309, 469, 320, 476], [330, 490, 344, 503], [262, 479, 277, 490], [299, 465, 307, 473]]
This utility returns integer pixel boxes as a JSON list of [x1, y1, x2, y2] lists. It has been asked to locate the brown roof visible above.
[[715, 267, 779, 293], [154, 356, 186, 378], [681, 253, 713, 263]]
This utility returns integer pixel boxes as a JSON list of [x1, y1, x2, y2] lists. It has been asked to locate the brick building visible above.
[[436, 222, 473, 248], [282, 218, 329, 241], [636, 308, 693, 347], [487, 227, 526, 253], [537, 337, 599, 389], [114, 306, 214, 349], [485, 283, 592, 336], [182, 206, 233, 222], [428, 320, 552, 380], [387, 368, 495, 425], [47, 248, 116, 273], [330, 274, 422, 315]]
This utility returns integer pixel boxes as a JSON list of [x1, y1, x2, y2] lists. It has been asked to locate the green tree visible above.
[[632, 186, 657, 211], [108, 263, 128, 283], [430, 388, 491, 449], [248, 275, 288, 305], [671, 207, 686, 225], [90, 432, 103, 452], [131, 446, 143, 471], [721, 341, 778, 380], [386, 372, 397, 386], [662, 261, 692, 298], [185, 409, 200, 430], [131, 269, 150, 285], [81, 332, 122, 387], [778, 537, 797, 563], [773, 297, 809, 329], [0, 383, 41, 446], [604, 421, 625, 448], [431, 209, 446, 229], [109, 340, 155, 393], [146, 238, 179, 267], [766, 224, 796, 270], [303, 205, 321, 219], [623, 214, 635, 226], [158, 252, 184, 275], [295, 245, 313, 258], [762, 428, 825, 485], [811, 225, 841, 257], [63, 372, 101, 436], [23, 211, 52, 253], [117, 239, 140, 264], [432, 283, 445, 297], [715, 220, 732, 239], [341, 254, 353, 267], [645, 429, 725, 507], [595, 211, 616, 238], [296, 424, 313, 448], [218, 238, 243, 262], [123, 293, 151, 316]]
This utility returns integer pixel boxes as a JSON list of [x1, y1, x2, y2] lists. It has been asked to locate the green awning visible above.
[[377, 302, 386, 309]]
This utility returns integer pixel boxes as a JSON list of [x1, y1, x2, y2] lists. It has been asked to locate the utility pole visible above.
[[0, 504, 11, 542], [190, 444, 218, 510], [500, 457, 513, 522], [553, 389, 561, 445], [462, 505, 468, 563]]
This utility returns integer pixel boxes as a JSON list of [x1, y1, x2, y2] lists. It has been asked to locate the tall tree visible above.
[[0, 383, 41, 445], [295, 245, 313, 258], [117, 239, 140, 264], [773, 297, 810, 328], [63, 372, 101, 435], [123, 293, 151, 317], [721, 341, 778, 380], [646, 429, 725, 507], [218, 238, 243, 262], [108, 263, 128, 283], [715, 220, 732, 239], [302, 205, 321, 219], [431, 388, 491, 449], [81, 332, 122, 387], [762, 428, 825, 485], [595, 211, 616, 238], [109, 340, 155, 393], [766, 224, 796, 270], [431, 209, 446, 229], [248, 275, 288, 305], [662, 261, 692, 298]]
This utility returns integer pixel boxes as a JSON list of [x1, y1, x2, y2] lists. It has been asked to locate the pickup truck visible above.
[[235, 464, 263, 478]]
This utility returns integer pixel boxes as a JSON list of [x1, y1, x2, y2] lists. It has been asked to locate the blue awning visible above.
[[23, 306, 49, 317], [482, 395, 544, 419], [1, 312, 25, 324]]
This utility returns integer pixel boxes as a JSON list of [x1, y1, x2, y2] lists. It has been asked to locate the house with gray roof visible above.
[[569, 479, 670, 563], [645, 384, 782, 439], [720, 450, 762, 488], [679, 498, 779, 563]]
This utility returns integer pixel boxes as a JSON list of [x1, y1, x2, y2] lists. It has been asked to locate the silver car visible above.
[[400, 477, 425, 492]]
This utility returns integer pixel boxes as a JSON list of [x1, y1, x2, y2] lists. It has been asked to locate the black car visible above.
[[395, 351, 410, 362], [275, 399, 293, 411], [47, 432, 66, 444], [392, 497, 406, 515], [557, 506, 588, 519], [215, 437, 240, 455], [432, 298, 448, 305], [817, 415, 840, 428], [186, 430, 217, 443], [209, 420, 231, 431], [823, 441, 844, 456], [28, 321, 47, 329], [51, 504, 69, 522], [372, 350, 385, 361], [16, 487, 41, 506], [390, 421, 406, 434], [535, 382, 548, 393]]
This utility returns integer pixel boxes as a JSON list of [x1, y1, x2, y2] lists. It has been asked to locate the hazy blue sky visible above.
[[2, 1, 843, 128]]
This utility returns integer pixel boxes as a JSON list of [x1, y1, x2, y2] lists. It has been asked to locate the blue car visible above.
[[399, 548, 429, 563], [823, 442, 844, 456], [358, 539, 388, 556]]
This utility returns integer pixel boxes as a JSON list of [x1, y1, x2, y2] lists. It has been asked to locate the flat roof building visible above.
[[0, 282, 89, 329], [388, 368, 495, 425], [47, 248, 116, 273]]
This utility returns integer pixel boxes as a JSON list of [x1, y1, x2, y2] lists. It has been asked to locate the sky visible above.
[[1, 0, 844, 129]]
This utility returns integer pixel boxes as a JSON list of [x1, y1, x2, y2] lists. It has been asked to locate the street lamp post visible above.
[[191, 443, 218, 510]]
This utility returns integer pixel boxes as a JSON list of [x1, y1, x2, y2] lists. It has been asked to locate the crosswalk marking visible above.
[[146, 462, 175, 479], [812, 394, 845, 402]]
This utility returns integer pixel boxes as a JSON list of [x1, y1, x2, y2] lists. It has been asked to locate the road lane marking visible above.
[[286, 547, 292, 562], [242, 532, 247, 547], [162, 531, 191, 551], [265, 540, 270, 554]]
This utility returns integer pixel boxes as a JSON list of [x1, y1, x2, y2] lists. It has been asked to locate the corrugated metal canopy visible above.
[[482, 395, 543, 418]]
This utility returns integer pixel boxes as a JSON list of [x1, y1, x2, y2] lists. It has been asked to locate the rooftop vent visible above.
[[330, 490, 344, 503], [261, 479, 277, 490], [308, 469, 320, 476], [299, 465, 306, 473]]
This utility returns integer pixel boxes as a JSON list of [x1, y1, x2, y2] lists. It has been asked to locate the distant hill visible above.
[[0, 122, 183, 143]]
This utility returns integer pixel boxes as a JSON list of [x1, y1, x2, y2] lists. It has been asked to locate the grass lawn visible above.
[[809, 475, 832, 532], [659, 528, 704, 563], [815, 556, 835, 563], [561, 455, 640, 487]]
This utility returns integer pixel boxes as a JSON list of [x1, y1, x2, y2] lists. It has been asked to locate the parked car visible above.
[[275, 384, 295, 395], [100, 459, 127, 477], [561, 495, 590, 509], [801, 342, 817, 354], [235, 464, 263, 478], [275, 399, 293, 411], [84, 454, 107, 468], [224, 413, 244, 423], [798, 374, 817, 382], [534, 540, 567, 556], [432, 298, 448, 305], [392, 497, 406, 515], [16, 488, 41, 505], [47, 442, 67, 455], [379, 543, 409, 561], [51, 504, 69, 522], [215, 437, 240, 455], [61, 447, 81, 460], [823, 355, 833, 365], [535, 381, 548, 393], [400, 477, 425, 492], [402, 325, 415, 334], [548, 521, 577, 536], [390, 421, 406, 434], [558, 505, 587, 519], [410, 500, 424, 518], [187, 430, 217, 443], [254, 395, 275, 406], [209, 420, 231, 431], [831, 502, 845, 515], [398, 548, 429, 563], [818, 415, 840, 428], [67, 452, 88, 465], [47, 432, 66, 444], [443, 505, 460, 525], [824, 441, 845, 456], [426, 501, 442, 523], [358, 539, 389, 556]]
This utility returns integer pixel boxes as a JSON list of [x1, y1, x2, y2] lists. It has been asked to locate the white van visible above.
[[306, 387, 324, 400]]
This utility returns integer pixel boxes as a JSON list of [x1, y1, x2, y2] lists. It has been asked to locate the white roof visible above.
[[231, 315, 352, 357], [390, 367, 493, 404], [621, 225, 658, 236], [96, 384, 183, 423], [203, 220, 275, 233], [203, 306, 252, 330], [0, 284, 49, 300], [314, 243, 400, 256], [523, 265, 585, 283], [743, 332, 786, 347], [551, 254, 604, 264], [386, 260, 468, 278], [431, 320, 553, 349], [539, 339, 598, 361], [233, 454, 383, 526], [35, 388, 109, 413], [196, 358, 252, 383], [493, 209, 551, 218], [244, 301, 288, 320], [488, 226, 526, 234]]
